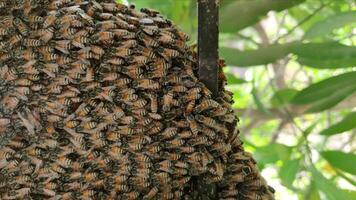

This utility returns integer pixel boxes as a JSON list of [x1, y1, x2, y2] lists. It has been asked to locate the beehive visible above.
[[0, 0, 275, 199]]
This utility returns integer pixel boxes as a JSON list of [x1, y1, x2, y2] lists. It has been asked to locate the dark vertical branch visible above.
[[198, 0, 219, 97]]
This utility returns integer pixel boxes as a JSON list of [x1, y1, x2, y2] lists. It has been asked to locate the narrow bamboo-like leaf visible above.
[[320, 112, 356, 136], [306, 85, 356, 113], [279, 159, 300, 187], [321, 151, 356, 175], [220, 43, 294, 67], [292, 71, 356, 104], [270, 88, 298, 107], [297, 57, 356, 69], [304, 11, 356, 39], [220, 0, 305, 33], [311, 167, 350, 200], [292, 42, 356, 61]]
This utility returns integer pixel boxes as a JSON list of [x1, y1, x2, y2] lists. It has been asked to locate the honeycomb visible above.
[[0, 0, 275, 199]]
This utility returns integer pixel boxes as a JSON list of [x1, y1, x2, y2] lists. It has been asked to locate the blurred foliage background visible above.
[[121, 0, 355, 199]]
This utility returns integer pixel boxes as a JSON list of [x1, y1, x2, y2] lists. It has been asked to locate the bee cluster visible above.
[[0, 0, 275, 199]]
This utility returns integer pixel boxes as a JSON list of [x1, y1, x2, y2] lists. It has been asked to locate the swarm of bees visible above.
[[0, 0, 275, 199]]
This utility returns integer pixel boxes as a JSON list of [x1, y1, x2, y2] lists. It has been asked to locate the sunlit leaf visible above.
[[220, 0, 305, 33], [220, 43, 295, 67], [279, 159, 300, 188], [311, 167, 350, 200], [291, 71, 356, 104], [304, 11, 356, 39], [225, 72, 248, 85], [254, 143, 292, 165], [320, 112, 356, 136], [305, 181, 321, 200], [306, 85, 356, 113], [270, 88, 298, 107], [321, 151, 356, 175], [343, 190, 356, 200]]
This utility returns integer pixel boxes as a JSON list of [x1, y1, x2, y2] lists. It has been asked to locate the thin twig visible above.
[[275, 2, 328, 42]]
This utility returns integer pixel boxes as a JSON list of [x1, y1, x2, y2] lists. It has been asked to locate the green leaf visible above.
[[321, 151, 356, 175], [220, 0, 305, 33], [292, 42, 356, 60], [254, 143, 292, 165], [311, 167, 350, 200], [225, 72, 248, 85], [279, 159, 300, 188], [270, 88, 299, 107], [306, 85, 356, 113], [306, 181, 321, 200], [343, 190, 356, 200], [291, 71, 356, 104], [297, 57, 356, 69], [304, 11, 356, 39], [252, 88, 270, 115], [320, 112, 356, 136], [220, 43, 295, 67]]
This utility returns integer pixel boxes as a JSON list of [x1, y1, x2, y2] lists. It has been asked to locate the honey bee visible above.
[[91, 31, 114, 43], [43, 11, 59, 28], [36, 27, 54, 43], [139, 33, 159, 47], [95, 20, 117, 30], [72, 35, 89, 48], [77, 47, 96, 59], [23, 38, 43, 47], [220, 113, 236, 123], [106, 57, 124, 65], [2, 188, 31, 199], [57, 55, 72, 65], [28, 15, 44, 23], [0, 65, 17, 81], [173, 177, 190, 188], [159, 48, 180, 61], [53, 40, 72, 54], [117, 125, 134, 136], [140, 7, 160, 16], [194, 99, 220, 113], [90, 45, 105, 57], [9, 34, 23, 46], [162, 91, 174, 111], [195, 115, 222, 131], [143, 187, 159, 200], [98, 13, 114, 20], [142, 140, 160, 155], [112, 47, 132, 58], [219, 186, 238, 198], [158, 127, 176, 140], [87, 1, 103, 16], [187, 116, 200, 135], [120, 39, 138, 48], [13, 18, 29, 36], [1, 96, 20, 109], [0, 147, 14, 159], [163, 152, 180, 161], [82, 189, 96, 198], [154, 172, 170, 185], [0, 26, 11, 36], [133, 79, 160, 90]]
